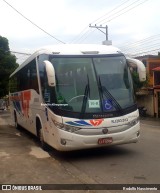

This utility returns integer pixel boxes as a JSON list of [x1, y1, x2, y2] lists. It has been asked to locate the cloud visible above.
[[1, 0, 160, 58]]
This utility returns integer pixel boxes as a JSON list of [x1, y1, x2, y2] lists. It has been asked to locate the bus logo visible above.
[[66, 119, 104, 127], [89, 119, 104, 126]]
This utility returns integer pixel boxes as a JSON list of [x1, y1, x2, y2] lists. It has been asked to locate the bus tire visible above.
[[14, 112, 20, 130], [36, 119, 48, 151]]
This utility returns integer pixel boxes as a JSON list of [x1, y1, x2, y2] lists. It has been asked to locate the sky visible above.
[[1, 0, 160, 64]]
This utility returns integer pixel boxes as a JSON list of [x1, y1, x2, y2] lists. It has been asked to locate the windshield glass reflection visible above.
[[49, 55, 135, 114]]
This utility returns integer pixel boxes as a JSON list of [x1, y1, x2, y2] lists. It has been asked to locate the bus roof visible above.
[[10, 44, 122, 77], [40, 44, 121, 55]]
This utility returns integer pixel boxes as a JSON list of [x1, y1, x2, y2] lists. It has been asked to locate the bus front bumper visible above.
[[55, 123, 140, 151]]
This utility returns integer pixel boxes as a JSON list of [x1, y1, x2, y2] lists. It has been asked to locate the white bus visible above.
[[9, 44, 146, 151]]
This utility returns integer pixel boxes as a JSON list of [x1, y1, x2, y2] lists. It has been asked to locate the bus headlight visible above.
[[129, 118, 139, 127], [63, 125, 81, 133], [52, 120, 64, 129], [53, 120, 80, 133]]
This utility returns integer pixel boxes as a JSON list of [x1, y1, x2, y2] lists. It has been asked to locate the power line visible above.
[[124, 44, 160, 55], [69, 26, 89, 43], [92, 0, 141, 25], [90, 0, 130, 25], [11, 51, 31, 56], [72, 0, 149, 44], [16, 55, 29, 61], [99, 0, 147, 25], [121, 39, 160, 52], [76, 29, 96, 43], [11, 51, 31, 64], [90, 0, 148, 42], [119, 34, 160, 50], [129, 44, 160, 53], [131, 48, 160, 57], [118, 33, 160, 47], [121, 45, 160, 57], [2, 0, 65, 44], [11, 51, 32, 64], [70, 0, 129, 43], [117, 33, 160, 57]]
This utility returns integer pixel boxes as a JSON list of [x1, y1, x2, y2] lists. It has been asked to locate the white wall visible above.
[[137, 95, 154, 116]]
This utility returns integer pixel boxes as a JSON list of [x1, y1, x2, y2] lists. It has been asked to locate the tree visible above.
[[0, 36, 18, 97], [131, 71, 149, 93]]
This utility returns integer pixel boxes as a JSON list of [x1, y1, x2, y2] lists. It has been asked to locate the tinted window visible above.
[[10, 59, 39, 93]]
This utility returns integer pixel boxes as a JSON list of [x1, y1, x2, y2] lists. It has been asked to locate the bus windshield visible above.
[[49, 55, 135, 117]]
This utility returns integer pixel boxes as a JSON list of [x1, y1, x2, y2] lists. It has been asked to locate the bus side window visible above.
[[30, 60, 39, 93], [9, 76, 18, 93], [18, 59, 39, 92]]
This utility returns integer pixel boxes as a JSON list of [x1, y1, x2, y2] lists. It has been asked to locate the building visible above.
[[136, 55, 160, 118]]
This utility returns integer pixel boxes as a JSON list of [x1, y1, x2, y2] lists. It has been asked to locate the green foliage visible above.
[[0, 36, 18, 97], [131, 71, 148, 92], [0, 36, 9, 52]]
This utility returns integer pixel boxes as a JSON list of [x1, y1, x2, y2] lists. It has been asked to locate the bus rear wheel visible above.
[[14, 112, 20, 129]]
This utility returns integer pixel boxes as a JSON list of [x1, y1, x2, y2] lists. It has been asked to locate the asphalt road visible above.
[[0, 110, 160, 193]]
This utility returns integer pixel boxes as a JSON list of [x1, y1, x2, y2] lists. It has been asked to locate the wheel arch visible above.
[[36, 114, 48, 150], [13, 109, 20, 129], [36, 115, 42, 136]]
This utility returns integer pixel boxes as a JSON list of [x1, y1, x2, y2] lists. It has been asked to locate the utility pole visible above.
[[89, 24, 112, 45]]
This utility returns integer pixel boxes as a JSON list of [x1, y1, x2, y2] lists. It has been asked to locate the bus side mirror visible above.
[[44, 60, 56, 87], [126, 58, 146, 82]]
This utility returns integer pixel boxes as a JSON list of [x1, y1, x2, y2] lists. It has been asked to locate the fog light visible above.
[[61, 138, 67, 145], [137, 131, 140, 137]]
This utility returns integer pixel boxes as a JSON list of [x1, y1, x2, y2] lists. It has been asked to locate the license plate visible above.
[[98, 137, 113, 145]]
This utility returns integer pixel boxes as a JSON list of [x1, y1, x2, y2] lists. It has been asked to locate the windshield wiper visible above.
[[98, 76, 122, 111], [80, 74, 90, 118]]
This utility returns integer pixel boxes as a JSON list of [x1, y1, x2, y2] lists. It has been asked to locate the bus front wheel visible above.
[[36, 119, 48, 151]]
